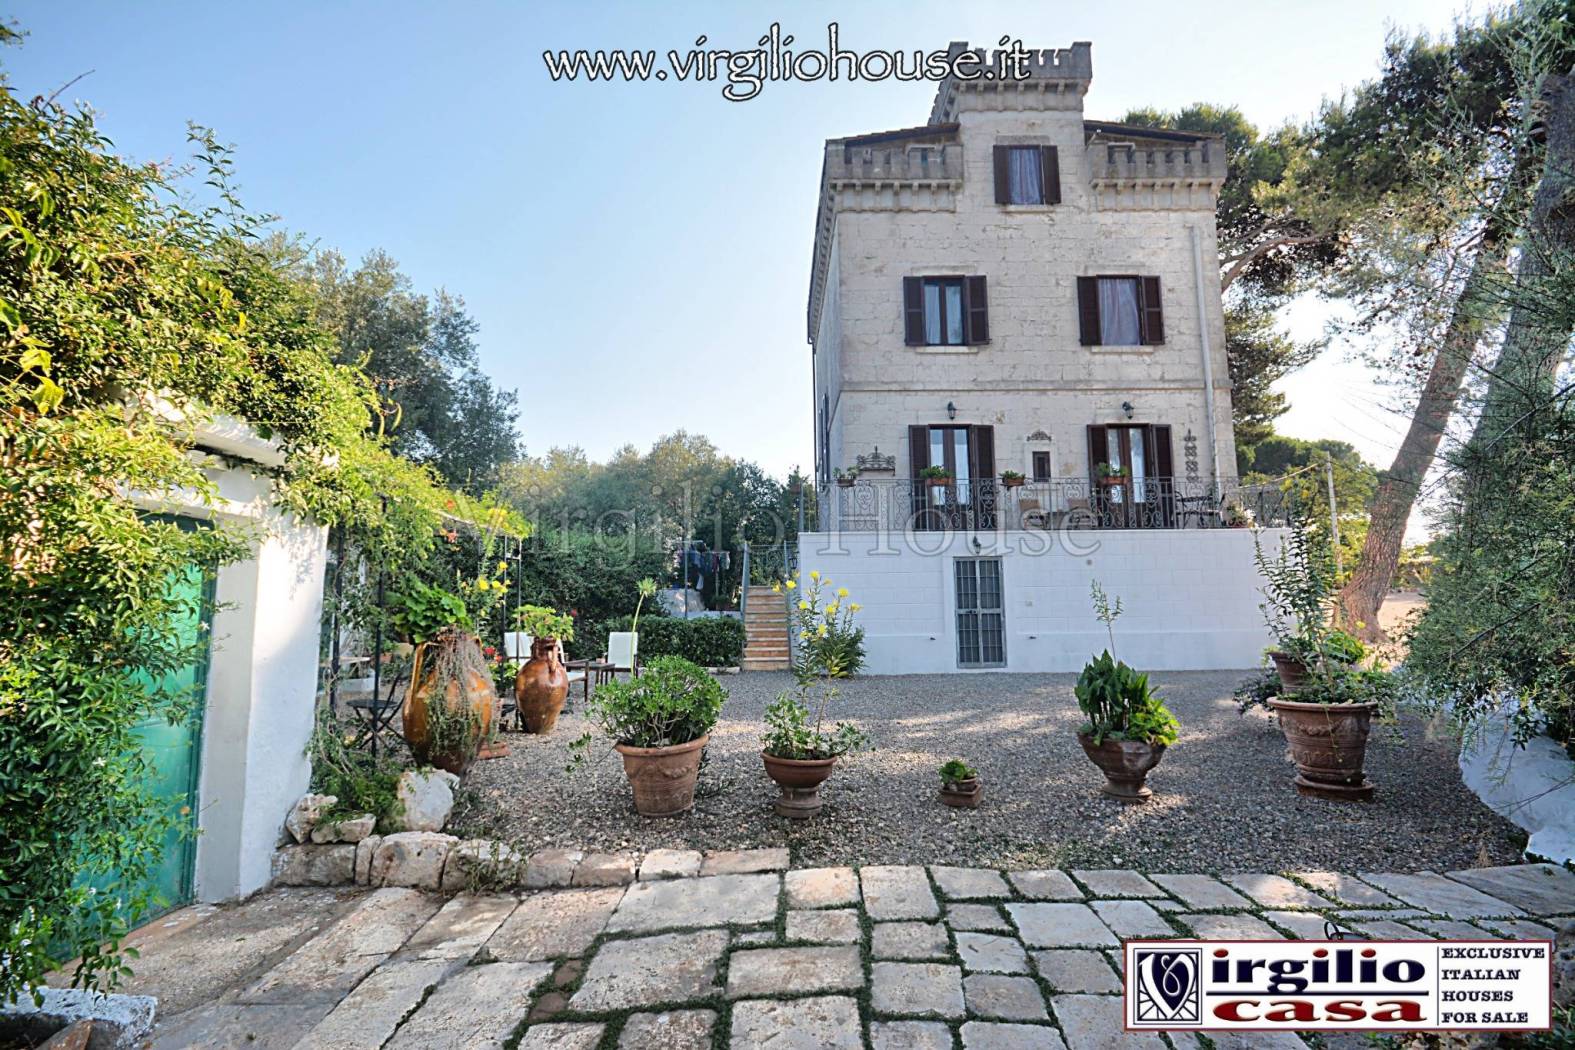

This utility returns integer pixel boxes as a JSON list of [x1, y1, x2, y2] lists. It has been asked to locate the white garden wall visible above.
[[798, 527, 1283, 674]]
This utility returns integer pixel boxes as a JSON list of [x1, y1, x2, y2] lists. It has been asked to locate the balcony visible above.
[[820, 476, 1291, 533]]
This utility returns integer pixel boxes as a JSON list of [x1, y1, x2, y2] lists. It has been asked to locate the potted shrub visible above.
[[572, 656, 726, 816], [514, 604, 576, 734], [1074, 583, 1179, 802], [389, 581, 494, 776], [835, 467, 858, 488], [938, 759, 982, 808], [919, 465, 953, 489], [1000, 470, 1025, 489], [1095, 462, 1130, 487]]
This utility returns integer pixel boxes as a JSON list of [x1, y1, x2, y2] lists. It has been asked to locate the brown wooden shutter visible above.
[[964, 275, 989, 344], [903, 277, 925, 345], [993, 145, 1010, 204], [970, 425, 995, 480], [1147, 424, 1175, 527], [908, 425, 930, 478], [1140, 276, 1165, 344], [1041, 146, 1061, 205], [1076, 277, 1101, 346], [1086, 424, 1108, 481]]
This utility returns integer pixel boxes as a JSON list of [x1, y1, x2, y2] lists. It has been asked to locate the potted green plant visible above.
[[1074, 583, 1179, 802], [919, 465, 953, 488], [1000, 470, 1025, 489], [938, 759, 981, 808], [572, 656, 725, 816], [514, 604, 576, 734], [388, 580, 494, 776], [835, 467, 858, 488], [1094, 462, 1130, 487]]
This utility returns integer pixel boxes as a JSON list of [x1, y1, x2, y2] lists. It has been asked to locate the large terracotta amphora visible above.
[[516, 637, 569, 734], [402, 629, 496, 776]]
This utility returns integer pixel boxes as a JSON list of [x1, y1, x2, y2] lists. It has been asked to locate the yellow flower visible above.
[[799, 600, 810, 610], [850, 603, 862, 612], [809, 570, 820, 580], [825, 603, 839, 615], [771, 583, 781, 594], [496, 560, 508, 573], [817, 624, 829, 637], [785, 579, 796, 590], [799, 629, 809, 640], [836, 587, 848, 598]]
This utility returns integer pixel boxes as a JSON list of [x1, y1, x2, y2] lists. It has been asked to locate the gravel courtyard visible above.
[[454, 670, 1522, 873]]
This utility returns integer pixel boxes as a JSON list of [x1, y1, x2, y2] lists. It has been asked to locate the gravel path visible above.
[[452, 670, 1521, 873]]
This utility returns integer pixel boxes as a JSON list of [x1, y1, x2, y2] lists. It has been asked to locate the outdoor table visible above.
[[563, 659, 617, 707]]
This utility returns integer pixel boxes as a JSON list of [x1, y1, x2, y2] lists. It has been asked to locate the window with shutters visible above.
[[1075, 275, 1165, 347], [1032, 450, 1052, 482], [993, 144, 1062, 206], [903, 275, 989, 347], [955, 558, 1006, 668]]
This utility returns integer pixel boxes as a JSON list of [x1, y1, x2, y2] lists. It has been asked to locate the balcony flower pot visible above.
[[403, 629, 495, 776], [836, 476, 855, 488], [1267, 651, 1312, 692], [614, 734, 709, 817], [1000, 476, 1025, 489], [762, 752, 839, 819], [939, 776, 982, 808], [515, 637, 569, 734], [1268, 698, 1376, 801], [1077, 732, 1166, 802]]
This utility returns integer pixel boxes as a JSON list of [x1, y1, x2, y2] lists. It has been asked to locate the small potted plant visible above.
[[514, 604, 576, 734], [571, 656, 726, 816], [999, 470, 1025, 489], [938, 759, 981, 808], [1074, 582, 1179, 802], [835, 467, 858, 488], [919, 465, 953, 489], [1094, 462, 1129, 487]]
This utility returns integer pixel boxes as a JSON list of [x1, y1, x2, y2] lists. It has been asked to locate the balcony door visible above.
[[908, 424, 995, 530], [1086, 424, 1174, 528]]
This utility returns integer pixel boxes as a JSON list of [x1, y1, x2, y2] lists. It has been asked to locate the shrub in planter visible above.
[[938, 759, 982, 808], [760, 633, 870, 819], [571, 656, 726, 816]]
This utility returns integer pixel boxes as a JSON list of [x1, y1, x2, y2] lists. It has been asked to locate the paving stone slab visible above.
[[1070, 870, 1164, 898], [931, 866, 1012, 900], [1445, 864, 1575, 915], [863, 865, 941, 920], [1151, 899, 1183, 912], [1410, 918, 1491, 939], [1262, 910, 1337, 939], [1205, 1034, 1310, 1049], [1031, 949, 1122, 994], [1177, 913, 1284, 940], [963, 974, 1049, 1021], [1223, 873, 1334, 910], [568, 929, 727, 1011], [385, 960, 552, 1050], [785, 908, 862, 944], [726, 945, 863, 998], [873, 921, 951, 960], [607, 872, 779, 933], [870, 1019, 954, 1050], [637, 849, 703, 880], [870, 961, 966, 1019], [1482, 918, 1559, 940], [617, 1009, 716, 1049], [486, 887, 625, 961], [241, 888, 441, 1005], [1089, 899, 1174, 938], [294, 957, 461, 1050], [517, 1023, 605, 1050], [1359, 871, 1525, 918], [150, 1002, 333, 1050], [729, 996, 863, 1049], [955, 931, 1030, 974], [785, 866, 861, 908], [523, 849, 583, 889], [571, 851, 637, 887], [699, 847, 790, 875], [402, 893, 518, 959], [1007, 870, 1084, 900], [1006, 903, 1119, 948], [1052, 994, 1167, 1048], [1148, 874, 1252, 910], [1352, 919, 1426, 939], [1293, 871, 1399, 907], [732, 929, 777, 947], [1335, 908, 1429, 922], [961, 1021, 1068, 1050], [947, 902, 1011, 932]]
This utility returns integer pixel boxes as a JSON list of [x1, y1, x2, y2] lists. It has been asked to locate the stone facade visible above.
[[809, 41, 1237, 498]]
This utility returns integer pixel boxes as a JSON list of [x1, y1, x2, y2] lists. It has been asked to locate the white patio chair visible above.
[[502, 632, 532, 661], [607, 632, 639, 677]]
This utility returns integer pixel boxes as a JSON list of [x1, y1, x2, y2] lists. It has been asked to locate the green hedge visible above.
[[592, 614, 745, 668]]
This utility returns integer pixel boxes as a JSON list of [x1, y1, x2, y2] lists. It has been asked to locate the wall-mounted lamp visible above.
[[946, 401, 957, 421], [970, 536, 983, 553], [1121, 400, 1135, 419]]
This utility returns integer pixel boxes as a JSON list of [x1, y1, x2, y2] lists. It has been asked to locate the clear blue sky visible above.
[[6, 0, 1461, 479]]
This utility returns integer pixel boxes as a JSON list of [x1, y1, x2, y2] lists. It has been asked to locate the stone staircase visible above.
[[742, 586, 792, 671]]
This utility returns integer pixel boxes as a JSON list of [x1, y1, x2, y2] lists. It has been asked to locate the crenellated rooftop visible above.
[[928, 41, 1094, 125]]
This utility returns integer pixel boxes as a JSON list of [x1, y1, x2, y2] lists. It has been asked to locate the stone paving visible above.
[[122, 852, 1575, 1049]]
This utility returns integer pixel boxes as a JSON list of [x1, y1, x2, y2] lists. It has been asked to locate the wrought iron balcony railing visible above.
[[818, 476, 1291, 533]]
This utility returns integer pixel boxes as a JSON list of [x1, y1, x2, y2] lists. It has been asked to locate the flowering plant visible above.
[[761, 570, 870, 760], [514, 604, 575, 642], [778, 570, 865, 677]]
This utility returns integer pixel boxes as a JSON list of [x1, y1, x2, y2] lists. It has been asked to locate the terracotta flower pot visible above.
[[837, 477, 855, 488], [1269, 698, 1376, 801], [761, 752, 838, 819], [939, 777, 982, 808], [403, 632, 495, 777], [1001, 477, 1024, 489], [515, 638, 569, 734], [1268, 651, 1312, 692], [924, 476, 952, 489], [615, 735, 709, 817], [1077, 732, 1166, 802]]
